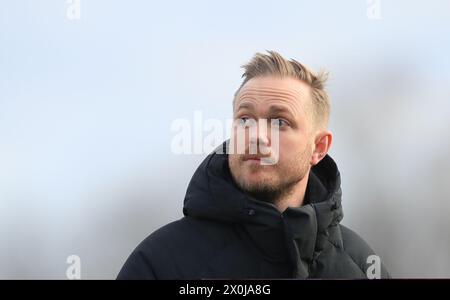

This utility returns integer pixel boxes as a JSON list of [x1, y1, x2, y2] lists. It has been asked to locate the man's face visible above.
[[228, 76, 315, 202]]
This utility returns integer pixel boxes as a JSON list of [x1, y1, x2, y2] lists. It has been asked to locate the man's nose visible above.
[[248, 120, 270, 149]]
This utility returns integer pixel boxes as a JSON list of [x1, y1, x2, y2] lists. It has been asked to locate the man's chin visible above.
[[239, 178, 276, 193], [241, 171, 268, 183], [241, 163, 274, 177]]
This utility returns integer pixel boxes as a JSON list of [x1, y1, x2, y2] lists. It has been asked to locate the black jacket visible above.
[[117, 144, 389, 279]]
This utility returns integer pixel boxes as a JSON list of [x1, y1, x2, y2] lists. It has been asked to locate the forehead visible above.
[[235, 76, 311, 112]]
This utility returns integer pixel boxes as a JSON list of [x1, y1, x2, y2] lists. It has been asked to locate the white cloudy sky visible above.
[[1, 0, 450, 278]]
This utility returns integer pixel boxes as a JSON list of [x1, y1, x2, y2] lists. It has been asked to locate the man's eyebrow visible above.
[[236, 102, 255, 111], [267, 105, 295, 119]]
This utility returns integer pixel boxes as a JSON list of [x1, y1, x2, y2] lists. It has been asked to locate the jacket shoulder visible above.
[[339, 224, 390, 278], [140, 216, 233, 252], [117, 217, 233, 279]]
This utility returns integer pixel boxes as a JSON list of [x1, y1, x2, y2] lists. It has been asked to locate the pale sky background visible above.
[[1, 0, 450, 278]]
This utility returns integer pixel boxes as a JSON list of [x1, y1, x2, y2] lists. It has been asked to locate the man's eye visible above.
[[273, 118, 289, 127], [238, 117, 252, 126]]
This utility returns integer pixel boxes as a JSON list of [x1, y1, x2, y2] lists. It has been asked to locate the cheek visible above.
[[277, 134, 309, 158], [229, 155, 240, 168], [229, 155, 249, 176], [231, 127, 251, 154]]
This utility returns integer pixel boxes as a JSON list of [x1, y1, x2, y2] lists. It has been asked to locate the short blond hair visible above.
[[234, 50, 330, 129]]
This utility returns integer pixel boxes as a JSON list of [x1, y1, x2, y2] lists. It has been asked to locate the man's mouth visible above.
[[243, 155, 264, 162], [242, 154, 278, 166]]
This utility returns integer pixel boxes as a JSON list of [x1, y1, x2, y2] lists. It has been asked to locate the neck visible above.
[[274, 172, 310, 213]]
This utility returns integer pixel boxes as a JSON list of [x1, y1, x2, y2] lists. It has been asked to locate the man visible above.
[[117, 51, 390, 279]]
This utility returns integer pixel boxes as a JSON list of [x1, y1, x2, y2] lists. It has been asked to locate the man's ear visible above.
[[310, 130, 333, 166]]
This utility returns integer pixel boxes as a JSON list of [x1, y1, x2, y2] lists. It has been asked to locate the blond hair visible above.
[[234, 50, 330, 129]]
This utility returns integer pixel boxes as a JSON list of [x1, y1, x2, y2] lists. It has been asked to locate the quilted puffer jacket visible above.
[[117, 142, 390, 279]]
